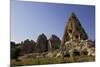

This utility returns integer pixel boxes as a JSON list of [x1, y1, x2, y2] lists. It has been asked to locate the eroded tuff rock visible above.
[[64, 40, 95, 56], [35, 33, 48, 53], [20, 39, 36, 55], [61, 13, 88, 47], [57, 13, 95, 57], [48, 34, 61, 51]]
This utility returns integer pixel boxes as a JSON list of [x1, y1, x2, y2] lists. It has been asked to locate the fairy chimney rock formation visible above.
[[20, 39, 36, 55], [48, 34, 61, 51], [35, 33, 48, 53], [61, 13, 88, 47]]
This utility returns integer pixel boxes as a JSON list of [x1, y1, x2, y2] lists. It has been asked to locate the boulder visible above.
[[87, 47, 95, 56], [46, 50, 59, 58], [46, 52, 54, 58]]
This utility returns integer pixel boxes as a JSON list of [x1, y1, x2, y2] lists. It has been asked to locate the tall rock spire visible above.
[[61, 12, 88, 47], [35, 33, 48, 53]]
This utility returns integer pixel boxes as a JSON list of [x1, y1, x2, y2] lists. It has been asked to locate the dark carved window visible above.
[[69, 30, 72, 33], [75, 35, 79, 39]]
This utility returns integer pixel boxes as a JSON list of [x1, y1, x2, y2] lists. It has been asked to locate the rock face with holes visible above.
[[59, 12, 95, 57], [61, 13, 88, 47], [48, 34, 61, 51], [64, 39, 95, 56]]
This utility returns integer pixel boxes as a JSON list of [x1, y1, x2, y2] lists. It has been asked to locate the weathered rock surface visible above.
[[20, 39, 36, 55], [57, 13, 95, 57], [46, 50, 59, 58], [35, 33, 48, 53], [63, 39, 95, 57], [48, 34, 61, 51], [61, 13, 88, 47]]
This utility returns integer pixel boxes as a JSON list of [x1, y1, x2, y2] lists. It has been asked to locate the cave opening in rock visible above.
[[75, 35, 79, 39], [69, 29, 72, 34]]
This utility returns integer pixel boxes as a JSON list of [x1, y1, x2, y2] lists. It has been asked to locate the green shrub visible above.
[[11, 47, 20, 60]]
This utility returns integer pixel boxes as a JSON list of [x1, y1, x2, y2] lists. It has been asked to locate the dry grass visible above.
[[11, 55, 95, 66]]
